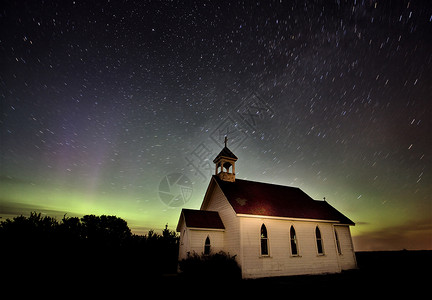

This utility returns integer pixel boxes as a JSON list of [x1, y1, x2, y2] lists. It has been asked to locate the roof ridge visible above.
[[212, 175, 354, 225], [216, 175, 302, 190]]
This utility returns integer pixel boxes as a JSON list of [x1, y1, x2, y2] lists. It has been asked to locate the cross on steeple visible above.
[[224, 136, 228, 147]]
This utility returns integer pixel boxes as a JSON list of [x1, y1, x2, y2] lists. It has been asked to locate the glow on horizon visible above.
[[1, 0, 431, 252], [1, 169, 430, 251], [0, 177, 174, 233]]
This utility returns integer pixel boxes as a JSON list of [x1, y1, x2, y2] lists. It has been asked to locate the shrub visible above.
[[0, 212, 179, 281], [178, 251, 241, 281]]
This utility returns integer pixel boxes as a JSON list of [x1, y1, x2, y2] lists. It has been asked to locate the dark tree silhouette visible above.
[[0, 212, 59, 248], [0, 212, 179, 285], [80, 214, 131, 247]]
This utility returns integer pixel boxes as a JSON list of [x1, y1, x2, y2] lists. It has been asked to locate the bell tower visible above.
[[213, 137, 238, 182]]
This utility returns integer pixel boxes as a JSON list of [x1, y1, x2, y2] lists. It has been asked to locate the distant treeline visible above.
[[1, 212, 179, 282]]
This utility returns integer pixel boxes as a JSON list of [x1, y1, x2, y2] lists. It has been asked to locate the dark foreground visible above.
[[6, 250, 431, 296], [239, 251, 431, 297], [176, 251, 431, 297]]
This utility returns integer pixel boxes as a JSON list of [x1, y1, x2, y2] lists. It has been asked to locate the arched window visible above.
[[290, 225, 298, 256], [315, 226, 324, 255], [181, 230, 185, 245], [204, 236, 211, 255], [334, 228, 342, 255], [260, 224, 269, 256]]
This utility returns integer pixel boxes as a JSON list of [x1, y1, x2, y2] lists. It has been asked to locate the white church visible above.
[[177, 141, 357, 279]]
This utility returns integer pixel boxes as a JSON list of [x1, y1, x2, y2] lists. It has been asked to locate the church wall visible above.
[[239, 216, 348, 279], [177, 220, 188, 261], [177, 219, 224, 264], [334, 225, 357, 270], [203, 180, 241, 260], [187, 229, 225, 256]]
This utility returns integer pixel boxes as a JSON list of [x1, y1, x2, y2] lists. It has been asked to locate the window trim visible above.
[[334, 227, 342, 255], [260, 223, 270, 256], [289, 225, 300, 257], [315, 225, 325, 256], [204, 235, 211, 255]]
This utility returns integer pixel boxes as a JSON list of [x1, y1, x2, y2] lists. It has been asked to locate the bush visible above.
[[0, 212, 179, 283], [179, 251, 241, 281]]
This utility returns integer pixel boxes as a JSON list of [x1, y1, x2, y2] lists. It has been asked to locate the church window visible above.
[[334, 228, 342, 255], [290, 225, 298, 256], [181, 230, 185, 245], [260, 224, 269, 256], [315, 226, 324, 255], [204, 236, 211, 255]]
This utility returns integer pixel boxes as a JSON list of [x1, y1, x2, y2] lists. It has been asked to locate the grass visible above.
[[238, 250, 431, 296], [6, 250, 430, 297], [166, 250, 431, 296]]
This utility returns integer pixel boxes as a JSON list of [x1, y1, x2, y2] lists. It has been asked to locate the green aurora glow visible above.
[[1, 1, 431, 251]]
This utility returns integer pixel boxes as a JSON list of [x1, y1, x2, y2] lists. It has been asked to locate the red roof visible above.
[[179, 209, 225, 230], [213, 176, 354, 225]]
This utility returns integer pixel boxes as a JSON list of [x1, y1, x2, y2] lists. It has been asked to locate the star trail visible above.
[[1, 0, 431, 250]]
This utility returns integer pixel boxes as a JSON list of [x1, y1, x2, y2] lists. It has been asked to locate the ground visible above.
[[238, 251, 431, 297], [7, 250, 430, 297], [171, 251, 431, 297]]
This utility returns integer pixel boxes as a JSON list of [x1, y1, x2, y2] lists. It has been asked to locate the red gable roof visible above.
[[213, 175, 354, 225], [179, 209, 225, 230]]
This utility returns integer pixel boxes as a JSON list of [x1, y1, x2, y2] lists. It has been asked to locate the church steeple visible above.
[[213, 137, 238, 182]]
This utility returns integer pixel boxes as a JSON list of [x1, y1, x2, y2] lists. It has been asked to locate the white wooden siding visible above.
[[177, 219, 188, 261], [239, 216, 356, 278], [177, 216, 225, 260], [334, 225, 357, 270], [202, 180, 241, 259], [187, 229, 225, 256]]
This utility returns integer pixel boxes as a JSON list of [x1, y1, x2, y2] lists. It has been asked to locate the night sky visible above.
[[1, 0, 431, 251]]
